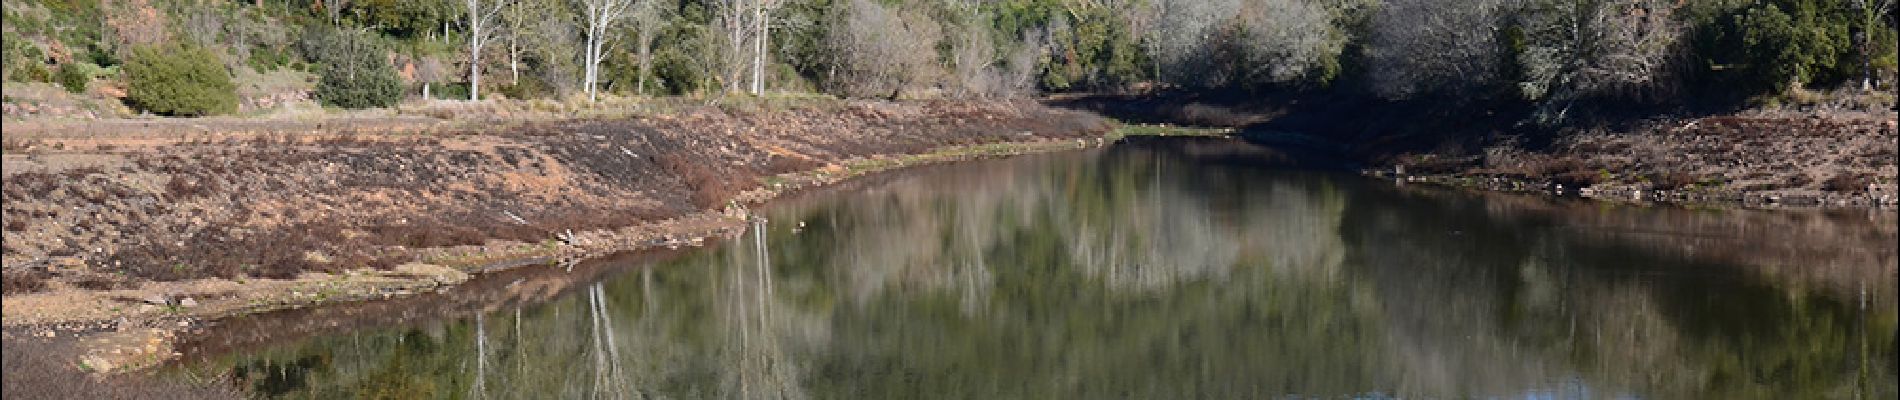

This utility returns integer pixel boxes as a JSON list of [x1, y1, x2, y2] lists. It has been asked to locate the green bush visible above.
[[246, 46, 292, 73], [1691, 0, 1860, 96], [309, 29, 403, 109], [123, 44, 238, 116], [431, 82, 471, 101], [55, 62, 90, 93], [498, 79, 553, 100], [2, 29, 48, 82]]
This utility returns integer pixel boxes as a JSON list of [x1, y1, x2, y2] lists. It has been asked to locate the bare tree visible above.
[[502, 0, 584, 96], [946, 3, 998, 97], [716, 0, 741, 93], [465, 0, 515, 100], [1004, 29, 1050, 95], [417, 56, 450, 100], [103, 0, 173, 51], [179, 3, 226, 48], [1515, 0, 1683, 120], [750, 0, 783, 95], [1233, 0, 1346, 85], [709, 0, 783, 95], [824, 0, 942, 98], [940, 3, 1044, 98], [576, 0, 637, 101], [629, 0, 665, 95], [506, 0, 525, 85], [1142, 0, 1241, 87], [716, 0, 750, 94], [1365, 0, 1511, 99]]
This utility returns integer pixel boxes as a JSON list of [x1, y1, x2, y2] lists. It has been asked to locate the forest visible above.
[[2, 0, 1896, 119]]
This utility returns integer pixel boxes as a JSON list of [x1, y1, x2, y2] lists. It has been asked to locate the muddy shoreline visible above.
[[1055, 93, 1900, 210], [1, 99, 1112, 379]]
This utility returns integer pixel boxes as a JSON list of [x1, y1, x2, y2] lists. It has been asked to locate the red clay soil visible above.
[[0, 100, 1110, 294]]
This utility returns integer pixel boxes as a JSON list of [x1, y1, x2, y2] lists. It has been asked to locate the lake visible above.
[[170, 137, 1898, 399]]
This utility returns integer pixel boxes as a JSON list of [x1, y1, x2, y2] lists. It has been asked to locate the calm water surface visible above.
[[173, 138, 1898, 399]]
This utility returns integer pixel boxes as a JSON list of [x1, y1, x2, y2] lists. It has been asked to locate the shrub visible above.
[[497, 78, 553, 100], [55, 62, 90, 93], [1689, 0, 1858, 96], [3, 29, 49, 82], [309, 29, 403, 109], [246, 46, 293, 72], [123, 44, 238, 116]]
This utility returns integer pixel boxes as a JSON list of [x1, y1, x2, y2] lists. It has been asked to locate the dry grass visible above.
[[2, 269, 51, 295]]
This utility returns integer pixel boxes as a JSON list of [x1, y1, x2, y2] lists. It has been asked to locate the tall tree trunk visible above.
[[637, 35, 652, 96], [727, 1, 745, 94], [1862, 31, 1874, 91], [470, 45, 483, 100], [751, 1, 765, 95], [585, 34, 597, 101], [468, 0, 482, 101], [509, 1, 521, 86]]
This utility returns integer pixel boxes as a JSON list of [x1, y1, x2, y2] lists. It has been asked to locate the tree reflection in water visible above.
[[179, 139, 1896, 399]]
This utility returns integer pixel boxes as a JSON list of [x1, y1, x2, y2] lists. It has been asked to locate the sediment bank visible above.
[[0, 99, 1111, 374]]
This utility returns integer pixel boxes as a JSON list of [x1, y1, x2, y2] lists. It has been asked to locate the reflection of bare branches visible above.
[[588, 283, 631, 399], [719, 217, 806, 400], [471, 313, 487, 399]]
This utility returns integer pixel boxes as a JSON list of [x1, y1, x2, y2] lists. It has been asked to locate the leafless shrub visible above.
[[1230, 0, 1346, 85], [1822, 172, 1873, 192], [824, 0, 944, 98], [1, 269, 51, 295], [764, 154, 821, 175], [1366, 0, 1510, 99], [103, 0, 172, 52], [1143, 0, 1241, 87], [1516, 0, 1684, 121], [657, 152, 757, 209]]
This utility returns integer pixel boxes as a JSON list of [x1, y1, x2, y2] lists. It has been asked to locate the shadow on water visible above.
[[168, 137, 1896, 399]]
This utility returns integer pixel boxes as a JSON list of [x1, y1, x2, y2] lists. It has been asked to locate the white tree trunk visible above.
[[726, 0, 745, 94], [509, 1, 521, 85], [637, 39, 651, 95], [469, 0, 481, 100], [468, 0, 515, 101], [580, 0, 635, 102], [751, 1, 765, 95], [470, 45, 483, 100], [509, 33, 520, 86]]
